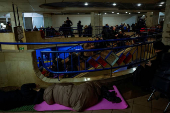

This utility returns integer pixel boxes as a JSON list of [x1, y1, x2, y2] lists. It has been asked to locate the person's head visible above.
[[153, 41, 165, 53], [78, 20, 81, 24], [119, 30, 122, 34], [96, 37, 99, 40], [38, 57, 41, 60], [113, 27, 116, 30], [67, 17, 69, 20], [64, 21, 66, 24], [34, 26, 36, 28], [51, 26, 53, 28], [106, 24, 108, 26], [7, 22, 11, 26]]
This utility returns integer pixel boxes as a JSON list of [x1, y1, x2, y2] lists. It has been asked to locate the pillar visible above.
[[10, 12, 27, 50], [91, 12, 103, 37], [162, 0, 170, 46], [43, 14, 52, 28], [91, 12, 95, 37], [146, 12, 159, 27]]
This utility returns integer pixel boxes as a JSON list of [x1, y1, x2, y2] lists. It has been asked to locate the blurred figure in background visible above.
[[77, 20, 83, 37]]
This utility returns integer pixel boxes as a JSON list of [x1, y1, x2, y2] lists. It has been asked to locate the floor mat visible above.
[[34, 85, 128, 111]]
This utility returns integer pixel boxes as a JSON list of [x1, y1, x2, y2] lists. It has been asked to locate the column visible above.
[[146, 12, 159, 28], [91, 12, 103, 37], [162, 0, 170, 46], [10, 12, 27, 50], [43, 14, 52, 28], [91, 12, 95, 37]]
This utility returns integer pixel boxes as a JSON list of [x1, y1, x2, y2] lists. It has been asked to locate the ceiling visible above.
[[0, 0, 166, 14]]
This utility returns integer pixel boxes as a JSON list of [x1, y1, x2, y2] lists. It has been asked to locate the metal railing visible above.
[[0, 35, 157, 80]]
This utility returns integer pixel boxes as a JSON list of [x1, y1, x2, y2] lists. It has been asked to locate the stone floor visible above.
[[0, 77, 169, 113]]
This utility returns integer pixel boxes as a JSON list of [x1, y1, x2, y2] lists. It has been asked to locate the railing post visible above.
[[0, 44, 2, 51]]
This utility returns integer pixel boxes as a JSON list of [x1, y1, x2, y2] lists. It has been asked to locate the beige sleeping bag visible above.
[[43, 82, 101, 111]]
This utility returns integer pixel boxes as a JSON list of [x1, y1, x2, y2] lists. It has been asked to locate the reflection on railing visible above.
[[0, 36, 156, 81]]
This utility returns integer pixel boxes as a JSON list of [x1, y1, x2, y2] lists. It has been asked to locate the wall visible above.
[[0, 50, 51, 87], [0, 33, 18, 50], [52, 15, 91, 28], [103, 14, 137, 26], [51, 14, 138, 28]]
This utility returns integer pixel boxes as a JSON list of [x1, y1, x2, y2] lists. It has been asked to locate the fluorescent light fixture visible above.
[[143, 15, 145, 16], [159, 4, 163, 6], [112, 12, 114, 13], [129, 13, 131, 14], [117, 13, 119, 14], [78, 13, 79, 14], [105, 13, 107, 14], [160, 2, 165, 4], [125, 12, 128, 13], [84, 2, 88, 6], [138, 12, 140, 13], [113, 3, 116, 6], [137, 3, 141, 6]]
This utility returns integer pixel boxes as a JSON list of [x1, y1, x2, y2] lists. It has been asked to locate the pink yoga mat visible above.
[[34, 85, 128, 111]]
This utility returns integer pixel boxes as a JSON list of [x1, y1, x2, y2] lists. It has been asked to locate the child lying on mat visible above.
[[43, 82, 121, 112], [0, 83, 44, 110]]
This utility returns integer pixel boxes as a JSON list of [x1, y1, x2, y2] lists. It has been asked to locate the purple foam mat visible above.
[[34, 85, 128, 111]]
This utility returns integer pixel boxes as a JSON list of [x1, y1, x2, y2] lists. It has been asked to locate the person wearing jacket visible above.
[[142, 41, 170, 88], [77, 20, 83, 37], [0, 83, 44, 110]]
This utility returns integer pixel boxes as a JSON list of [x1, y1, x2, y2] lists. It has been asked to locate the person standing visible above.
[[66, 17, 73, 37], [6, 22, 12, 32], [77, 21, 83, 37]]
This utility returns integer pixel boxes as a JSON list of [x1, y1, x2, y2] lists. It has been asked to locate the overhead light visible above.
[[117, 13, 119, 14], [129, 13, 131, 14], [159, 4, 163, 6], [163, 19, 164, 21], [105, 13, 107, 14], [84, 2, 88, 6], [125, 12, 128, 13], [112, 12, 114, 13], [137, 3, 141, 6], [138, 12, 140, 13], [143, 15, 145, 16], [78, 13, 79, 14], [160, 2, 165, 4], [113, 3, 116, 6]]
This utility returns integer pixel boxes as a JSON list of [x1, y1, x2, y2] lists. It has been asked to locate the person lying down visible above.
[[44, 82, 121, 112], [0, 83, 44, 110]]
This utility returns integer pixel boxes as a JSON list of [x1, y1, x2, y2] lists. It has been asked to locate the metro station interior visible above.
[[0, 0, 170, 113]]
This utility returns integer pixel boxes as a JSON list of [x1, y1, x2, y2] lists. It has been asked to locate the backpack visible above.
[[133, 65, 145, 86]]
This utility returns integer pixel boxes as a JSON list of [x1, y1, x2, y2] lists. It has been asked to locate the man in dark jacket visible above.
[[111, 27, 118, 39], [77, 21, 83, 37], [143, 41, 170, 88], [0, 83, 44, 110], [66, 17, 73, 37]]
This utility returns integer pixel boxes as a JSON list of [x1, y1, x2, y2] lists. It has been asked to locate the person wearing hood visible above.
[[0, 83, 44, 110]]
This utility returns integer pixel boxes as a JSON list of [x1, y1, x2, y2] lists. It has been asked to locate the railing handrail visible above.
[[0, 36, 152, 45], [40, 41, 153, 53]]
